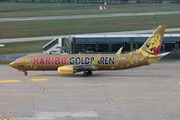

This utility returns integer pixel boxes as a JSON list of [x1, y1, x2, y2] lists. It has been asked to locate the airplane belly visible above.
[[29, 65, 58, 70]]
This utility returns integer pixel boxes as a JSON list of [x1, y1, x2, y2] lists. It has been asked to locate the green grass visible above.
[[160, 59, 180, 61], [0, 40, 50, 54], [0, 2, 180, 57], [0, 14, 180, 39], [0, 61, 11, 64], [0, 4, 180, 18], [0, 2, 97, 11]]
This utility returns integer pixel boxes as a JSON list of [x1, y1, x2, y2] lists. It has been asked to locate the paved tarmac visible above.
[[0, 62, 180, 120], [0, 11, 180, 22]]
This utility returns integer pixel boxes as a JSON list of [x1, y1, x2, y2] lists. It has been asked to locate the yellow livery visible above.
[[10, 25, 169, 77]]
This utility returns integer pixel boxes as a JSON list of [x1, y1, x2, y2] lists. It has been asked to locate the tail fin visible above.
[[139, 25, 166, 56]]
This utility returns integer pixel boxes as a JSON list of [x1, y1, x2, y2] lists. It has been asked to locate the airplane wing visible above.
[[92, 54, 100, 66], [116, 47, 123, 54], [64, 54, 101, 71], [72, 64, 96, 70]]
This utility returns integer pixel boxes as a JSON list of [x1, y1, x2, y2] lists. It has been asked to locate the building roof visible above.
[[70, 34, 180, 43]]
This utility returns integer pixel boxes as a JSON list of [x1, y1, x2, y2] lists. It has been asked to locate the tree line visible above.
[[0, 0, 179, 3], [0, 0, 128, 3]]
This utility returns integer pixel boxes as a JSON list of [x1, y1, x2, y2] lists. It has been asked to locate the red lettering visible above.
[[61, 57, 67, 65], [33, 57, 67, 65], [33, 57, 38, 65], [39, 57, 45, 65], [46, 57, 51, 65], [52, 57, 54, 65], [55, 57, 60, 65]]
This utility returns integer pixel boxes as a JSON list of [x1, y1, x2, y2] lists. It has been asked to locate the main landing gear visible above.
[[83, 71, 92, 77]]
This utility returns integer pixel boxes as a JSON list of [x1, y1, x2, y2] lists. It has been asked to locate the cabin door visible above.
[[25, 56, 32, 69]]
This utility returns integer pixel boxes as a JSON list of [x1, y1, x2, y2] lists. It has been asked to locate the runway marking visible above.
[[177, 80, 180, 84], [0, 115, 16, 120], [30, 78, 48, 81], [0, 80, 44, 105], [35, 111, 98, 118], [0, 80, 21, 83]]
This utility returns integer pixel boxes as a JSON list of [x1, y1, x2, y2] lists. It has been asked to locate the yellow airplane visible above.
[[10, 25, 169, 77]]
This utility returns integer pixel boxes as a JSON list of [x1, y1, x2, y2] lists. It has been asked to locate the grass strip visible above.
[[0, 14, 180, 39], [0, 4, 180, 18], [0, 3, 97, 11], [0, 61, 11, 64], [0, 40, 50, 54]]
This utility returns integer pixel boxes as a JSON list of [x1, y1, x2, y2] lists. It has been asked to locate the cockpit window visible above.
[[15, 59, 21, 62]]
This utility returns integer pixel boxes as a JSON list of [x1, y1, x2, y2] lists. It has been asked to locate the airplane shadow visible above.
[[36, 72, 168, 78]]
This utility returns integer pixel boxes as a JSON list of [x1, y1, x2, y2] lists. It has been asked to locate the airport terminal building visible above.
[[69, 34, 180, 56], [43, 34, 180, 58]]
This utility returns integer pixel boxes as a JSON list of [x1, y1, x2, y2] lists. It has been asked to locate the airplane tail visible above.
[[138, 25, 170, 64], [139, 25, 166, 56]]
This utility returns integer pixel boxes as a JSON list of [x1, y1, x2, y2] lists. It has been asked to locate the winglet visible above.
[[116, 47, 123, 54], [92, 54, 100, 66]]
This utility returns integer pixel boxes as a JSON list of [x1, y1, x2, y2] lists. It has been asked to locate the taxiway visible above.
[[0, 62, 180, 120]]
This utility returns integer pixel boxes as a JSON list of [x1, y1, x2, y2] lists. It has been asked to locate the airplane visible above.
[[9, 25, 169, 77]]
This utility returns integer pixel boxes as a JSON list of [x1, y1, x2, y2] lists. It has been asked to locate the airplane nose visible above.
[[9, 62, 15, 68]]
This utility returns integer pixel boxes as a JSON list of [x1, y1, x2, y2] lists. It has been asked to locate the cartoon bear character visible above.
[[146, 34, 161, 55]]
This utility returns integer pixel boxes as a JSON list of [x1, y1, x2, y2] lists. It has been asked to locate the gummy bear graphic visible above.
[[146, 34, 161, 55]]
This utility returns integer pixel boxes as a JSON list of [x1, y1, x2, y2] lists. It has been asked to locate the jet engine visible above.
[[58, 66, 74, 75]]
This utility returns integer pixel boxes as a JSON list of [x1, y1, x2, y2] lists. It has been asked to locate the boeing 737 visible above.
[[10, 25, 169, 77]]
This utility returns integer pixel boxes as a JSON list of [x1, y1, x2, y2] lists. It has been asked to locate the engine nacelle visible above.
[[58, 66, 74, 75]]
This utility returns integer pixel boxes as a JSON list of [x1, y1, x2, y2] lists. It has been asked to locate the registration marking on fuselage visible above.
[[30, 78, 48, 81], [0, 80, 21, 83]]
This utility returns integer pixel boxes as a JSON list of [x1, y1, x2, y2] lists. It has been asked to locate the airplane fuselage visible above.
[[10, 51, 149, 72]]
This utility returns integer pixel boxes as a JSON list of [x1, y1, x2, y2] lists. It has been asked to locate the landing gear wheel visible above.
[[87, 71, 92, 76], [83, 72, 88, 77], [24, 71, 28, 76]]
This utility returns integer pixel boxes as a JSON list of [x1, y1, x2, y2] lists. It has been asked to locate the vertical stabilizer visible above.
[[139, 25, 166, 56]]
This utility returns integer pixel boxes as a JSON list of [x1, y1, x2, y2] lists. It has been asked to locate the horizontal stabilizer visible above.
[[157, 52, 170, 57], [149, 52, 170, 58]]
